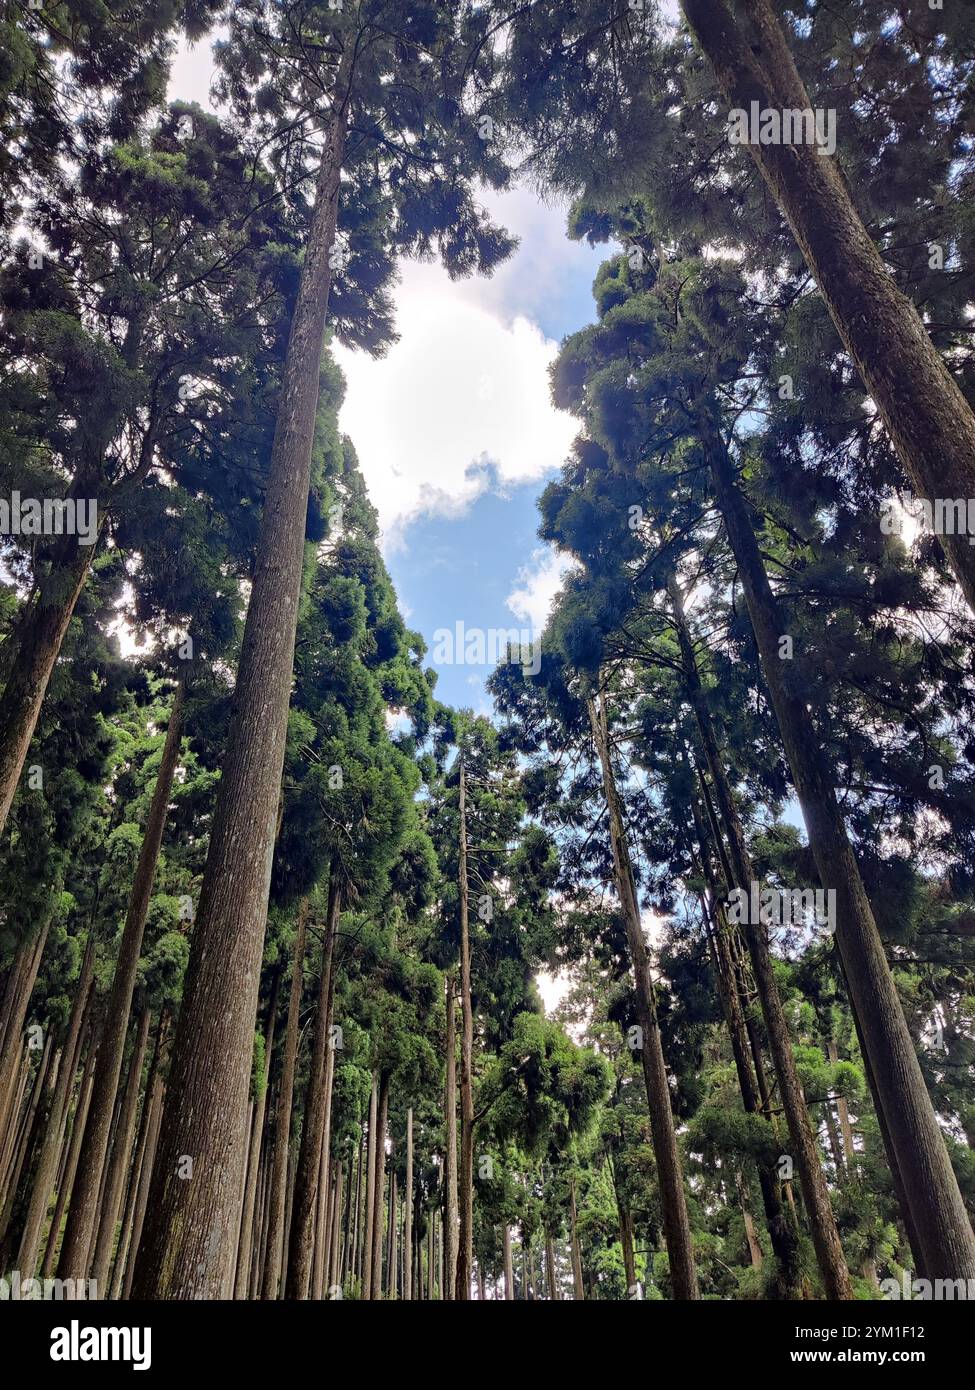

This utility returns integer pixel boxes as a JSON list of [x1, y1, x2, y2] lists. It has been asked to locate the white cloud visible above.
[[334, 258, 576, 547], [506, 545, 576, 632]]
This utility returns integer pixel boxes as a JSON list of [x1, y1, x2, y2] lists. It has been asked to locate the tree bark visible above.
[[122, 1071, 163, 1300], [131, 56, 353, 1300], [362, 1075, 378, 1300], [286, 877, 342, 1298], [502, 1221, 514, 1300], [41, 1043, 96, 1278], [545, 1232, 558, 1300], [0, 535, 99, 836], [327, 1157, 344, 1296], [681, 0, 975, 614], [443, 973, 459, 1300], [0, 915, 52, 1142], [619, 1205, 637, 1291], [234, 969, 281, 1298], [455, 756, 474, 1301], [827, 1038, 857, 1170], [89, 1005, 151, 1292], [58, 683, 184, 1282], [261, 902, 307, 1299], [706, 426, 975, 1283], [111, 1015, 166, 1299], [369, 1072, 389, 1300], [16, 935, 95, 1276], [672, 580, 840, 1294], [588, 690, 699, 1299], [311, 1043, 337, 1300], [403, 1106, 413, 1301], [569, 1178, 585, 1301]]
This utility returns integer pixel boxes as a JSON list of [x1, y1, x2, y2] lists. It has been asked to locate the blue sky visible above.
[[169, 36, 608, 714]]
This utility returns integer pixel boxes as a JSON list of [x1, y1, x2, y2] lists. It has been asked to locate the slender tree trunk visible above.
[[327, 1157, 344, 1296], [403, 1106, 413, 1301], [122, 1073, 163, 1300], [619, 1206, 637, 1292], [672, 585, 835, 1294], [828, 1039, 858, 1170], [0, 916, 52, 1142], [502, 1222, 514, 1300], [370, 1073, 389, 1300], [0, 536, 99, 836], [59, 685, 184, 1282], [387, 1167, 397, 1300], [738, 1170, 764, 1270], [588, 691, 699, 1299], [545, 1233, 559, 1300], [427, 1210, 435, 1300], [286, 877, 342, 1298], [315, 1045, 342, 1306], [132, 57, 353, 1300], [455, 757, 474, 1301], [89, 1005, 151, 1292], [42, 1044, 96, 1278], [261, 902, 307, 1299], [17, 943, 94, 1277], [569, 1179, 585, 1301], [0, 1031, 54, 1245], [349, 1132, 363, 1290], [443, 973, 459, 1300], [111, 1016, 166, 1300], [706, 427, 975, 1283], [362, 1076, 378, 1300], [235, 969, 280, 1298], [681, 0, 975, 613]]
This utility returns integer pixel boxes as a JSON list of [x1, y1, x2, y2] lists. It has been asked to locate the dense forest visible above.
[[1, 0, 974, 1311]]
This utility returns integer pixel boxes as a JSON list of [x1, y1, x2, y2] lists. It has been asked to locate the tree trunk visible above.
[[427, 1209, 435, 1300], [261, 902, 307, 1298], [111, 1016, 166, 1299], [16, 934, 95, 1276], [311, 1043, 337, 1300], [443, 973, 458, 1300], [502, 1222, 514, 1300], [672, 581, 837, 1294], [327, 1157, 344, 1296], [235, 970, 280, 1297], [403, 1106, 413, 1301], [619, 1205, 638, 1292], [706, 427, 975, 1283], [42, 1043, 97, 1278], [588, 691, 699, 1299], [455, 757, 474, 1301], [0, 1030, 54, 1246], [362, 1076, 378, 1300], [286, 877, 342, 1299], [545, 1233, 559, 1300], [739, 1174, 764, 1271], [89, 1005, 151, 1292], [0, 916, 52, 1142], [681, 0, 975, 613], [122, 1071, 163, 1300], [569, 1179, 585, 1301], [58, 684, 184, 1282], [131, 58, 353, 1300], [370, 1073, 389, 1300], [828, 1038, 857, 1170], [0, 536, 98, 836]]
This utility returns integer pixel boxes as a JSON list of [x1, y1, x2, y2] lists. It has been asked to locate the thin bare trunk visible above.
[[588, 690, 699, 1299]]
